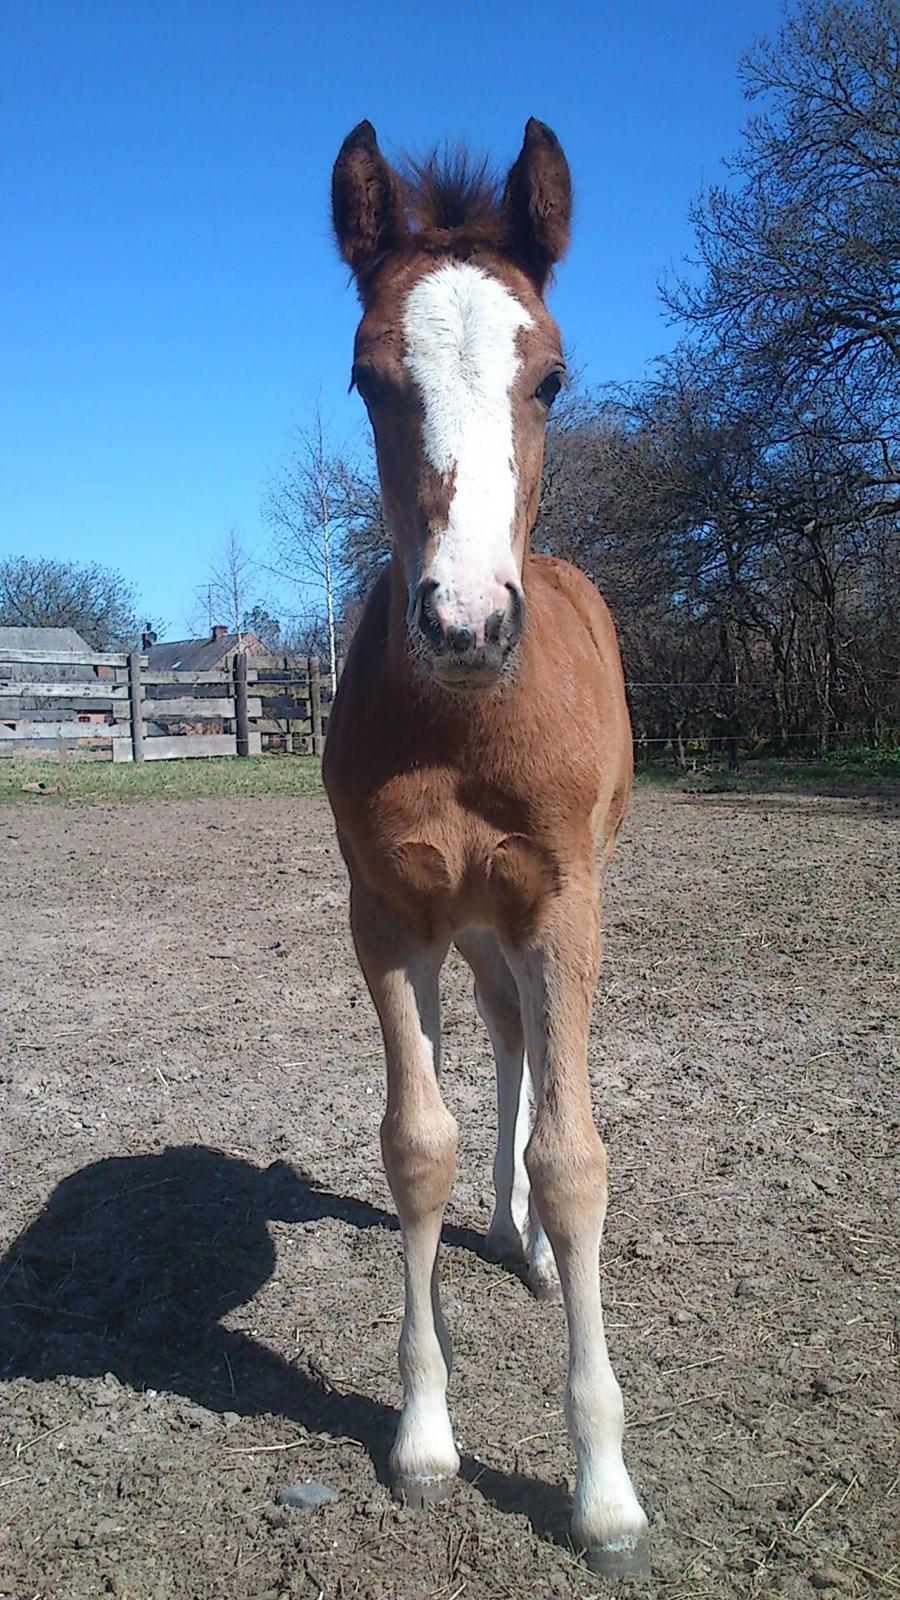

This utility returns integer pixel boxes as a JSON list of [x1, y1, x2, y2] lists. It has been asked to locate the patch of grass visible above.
[[635, 746, 900, 795], [6, 745, 895, 807], [0, 754, 324, 804]]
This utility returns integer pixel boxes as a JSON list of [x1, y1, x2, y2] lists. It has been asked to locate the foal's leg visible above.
[[505, 879, 649, 1576], [455, 929, 558, 1297], [351, 885, 459, 1503]]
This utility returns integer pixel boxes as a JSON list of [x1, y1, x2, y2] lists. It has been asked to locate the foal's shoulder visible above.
[[527, 553, 618, 644], [324, 570, 393, 758]]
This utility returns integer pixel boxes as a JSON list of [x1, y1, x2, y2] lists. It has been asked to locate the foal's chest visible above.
[[352, 767, 568, 944]]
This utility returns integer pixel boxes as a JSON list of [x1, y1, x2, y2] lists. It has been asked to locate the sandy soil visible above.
[[2, 784, 898, 1600]]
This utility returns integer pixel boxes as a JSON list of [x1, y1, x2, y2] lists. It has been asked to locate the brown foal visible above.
[[323, 118, 649, 1577]]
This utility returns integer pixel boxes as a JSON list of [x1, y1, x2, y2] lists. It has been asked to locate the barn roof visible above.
[[0, 626, 93, 653], [145, 632, 273, 671]]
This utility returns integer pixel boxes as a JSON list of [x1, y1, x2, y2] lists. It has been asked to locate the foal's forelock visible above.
[[401, 260, 533, 643]]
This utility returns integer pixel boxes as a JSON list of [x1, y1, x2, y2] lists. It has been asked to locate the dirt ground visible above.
[[2, 783, 898, 1600]]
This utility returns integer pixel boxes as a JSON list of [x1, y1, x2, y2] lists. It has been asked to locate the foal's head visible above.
[[333, 119, 571, 688]]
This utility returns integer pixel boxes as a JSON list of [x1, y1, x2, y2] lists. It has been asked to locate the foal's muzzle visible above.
[[410, 579, 526, 684]]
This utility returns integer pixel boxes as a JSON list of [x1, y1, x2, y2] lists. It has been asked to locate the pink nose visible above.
[[411, 580, 526, 663]]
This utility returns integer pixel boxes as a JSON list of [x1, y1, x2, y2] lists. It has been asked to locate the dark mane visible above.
[[402, 148, 504, 245]]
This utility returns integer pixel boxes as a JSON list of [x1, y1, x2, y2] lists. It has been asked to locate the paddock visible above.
[[2, 781, 897, 1599]]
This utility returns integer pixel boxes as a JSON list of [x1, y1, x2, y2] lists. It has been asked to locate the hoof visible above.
[[391, 1472, 455, 1510], [583, 1532, 651, 1579], [484, 1228, 527, 1265]]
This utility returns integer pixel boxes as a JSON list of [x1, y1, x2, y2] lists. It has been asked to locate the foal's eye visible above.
[[535, 368, 565, 409], [352, 365, 386, 408]]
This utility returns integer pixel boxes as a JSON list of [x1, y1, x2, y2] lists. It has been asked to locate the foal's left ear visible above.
[[332, 120, 407, 290], [502, 118, 572, 290]]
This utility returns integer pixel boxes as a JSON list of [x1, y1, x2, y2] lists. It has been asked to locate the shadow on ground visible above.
[[0, 1145, 569, 1541]]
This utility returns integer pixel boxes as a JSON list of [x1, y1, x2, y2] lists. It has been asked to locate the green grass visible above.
[[3, 745, 897, 806], [0, 754, 324, 804], [635, 745, 900, 795]]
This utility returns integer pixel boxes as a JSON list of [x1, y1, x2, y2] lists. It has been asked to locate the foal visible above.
[[323, 119, 649, 1577]]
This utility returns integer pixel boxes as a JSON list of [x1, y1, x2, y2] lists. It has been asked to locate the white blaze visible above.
[[402, 260, 533, 635]]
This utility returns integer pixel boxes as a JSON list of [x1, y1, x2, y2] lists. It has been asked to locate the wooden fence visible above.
[[0, 644, 333, 762]]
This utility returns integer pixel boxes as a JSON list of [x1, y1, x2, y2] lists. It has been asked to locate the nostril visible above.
[[502, 582, 526, 649], [414, 580, 444, 650], [484, 608, 505, 645]]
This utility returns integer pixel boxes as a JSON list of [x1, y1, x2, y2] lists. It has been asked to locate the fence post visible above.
[[309, 654, 324, 757], [234, 651, 250, 757], [128, 652, 145, 763]]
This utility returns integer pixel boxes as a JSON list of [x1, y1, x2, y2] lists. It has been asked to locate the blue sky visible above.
[[2, 0, 784, 635]]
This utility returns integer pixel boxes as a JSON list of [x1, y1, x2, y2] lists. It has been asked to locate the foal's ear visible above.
[[332, 121, 406, 287], [502, 118, 572, 290]]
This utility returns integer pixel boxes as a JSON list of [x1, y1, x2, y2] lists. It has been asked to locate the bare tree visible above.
[[527, 349, 900, 756], [0, 556, 140, 649], [264, 405, 355, 693], [192, 527, 259, 644], [280, 609, 332, 659], [664, 0, 900, 496], [241, 605, 282, 650]]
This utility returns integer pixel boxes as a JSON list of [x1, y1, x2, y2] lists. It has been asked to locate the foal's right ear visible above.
[[332, 121, 406, 287]]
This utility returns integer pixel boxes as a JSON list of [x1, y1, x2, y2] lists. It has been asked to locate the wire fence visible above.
[[633, 732, 843, 746]]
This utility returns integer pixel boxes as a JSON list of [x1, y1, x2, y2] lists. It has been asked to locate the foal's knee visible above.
[[381, 1102, 458, 1221], [525, 1112, 607, 1246]]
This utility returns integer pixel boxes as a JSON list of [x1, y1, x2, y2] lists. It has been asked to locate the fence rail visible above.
[[9, 645, 873, 769], [0, 646, 333, 763], [0, 646, 130, 668]]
